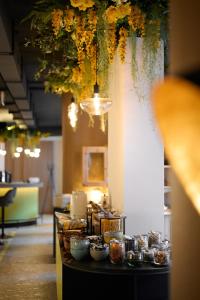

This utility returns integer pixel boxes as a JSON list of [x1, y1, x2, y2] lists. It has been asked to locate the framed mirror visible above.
[[82, 146, 108, 186]]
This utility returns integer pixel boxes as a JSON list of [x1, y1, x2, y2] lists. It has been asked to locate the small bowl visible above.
[[70, 236, 90, 261], [90, 244, 109, 261]]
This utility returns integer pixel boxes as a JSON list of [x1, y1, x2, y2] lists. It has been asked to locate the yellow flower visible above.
[[117, 3, 131, 19], [128, 5, 145, 36], [118, 27, 127, 63], [70, 0, 95, 11], [51, 9, 63, 35], [64, 9, 75, 32], [71, 67, 83, 84], [105, 6, 119, 24], [106, 25, 116, 63]]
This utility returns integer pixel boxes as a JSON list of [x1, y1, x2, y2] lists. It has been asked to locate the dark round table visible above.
[[60, 251, 169, 300]]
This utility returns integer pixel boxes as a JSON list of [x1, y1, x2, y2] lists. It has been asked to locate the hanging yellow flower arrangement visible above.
[[24, 0, 168, 102], [70, 0, 95, 11]]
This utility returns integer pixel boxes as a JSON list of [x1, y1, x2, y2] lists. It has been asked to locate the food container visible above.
[[86, 235, 103, 244], [100, 216, 125, 235], [90, 243, 109, 261], [124, 235, 135, 253], [63, 230, 82, 253], [148, 231, 161, 248], [153, 250, 170, 266], [127, 250, 143, 267], [134, 234, 148, 251], [70, 236, 90, 261], [109, 239, 125, 264], [142, 249, 154, 263], [103, 231, 124, 243]]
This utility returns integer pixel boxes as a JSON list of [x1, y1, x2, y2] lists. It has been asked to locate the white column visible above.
[[108, 38, 164, 235], [0, 143, 5, 171]]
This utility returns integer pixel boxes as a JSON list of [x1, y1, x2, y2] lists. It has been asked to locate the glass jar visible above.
[[134, 234, 148, 251], [153, 249, 170, 266], [124, 236, 135, 253], [109, 239, 125, 264], [103, 231, 124, 244], [127, 250, 143, 267], [142, 248, 154, 263], [100, 216, 125, 235], [148, 231, 161, 248], [70, 236, 89, 261]]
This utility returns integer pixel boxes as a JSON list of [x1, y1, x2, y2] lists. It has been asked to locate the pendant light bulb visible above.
[[68, 97, 79, 129]]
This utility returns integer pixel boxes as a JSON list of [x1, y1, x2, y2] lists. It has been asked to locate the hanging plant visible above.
[[23, 0, 168, 103]]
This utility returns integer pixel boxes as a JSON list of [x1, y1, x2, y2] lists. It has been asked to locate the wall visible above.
[[62, 93, 108, 194], [108, 38, 164, 235], [0, 143, 5, 171]]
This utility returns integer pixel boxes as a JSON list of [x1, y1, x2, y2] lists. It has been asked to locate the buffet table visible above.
[[0, 182, 43, 225], [56, 232, 169, 300]]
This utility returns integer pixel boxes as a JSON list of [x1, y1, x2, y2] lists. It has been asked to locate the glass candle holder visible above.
[[127, 250, 143, 267], [109, 239, 125, 264]]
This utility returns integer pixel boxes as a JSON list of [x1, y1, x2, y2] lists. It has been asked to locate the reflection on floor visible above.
[[0, 215, 57, 300]]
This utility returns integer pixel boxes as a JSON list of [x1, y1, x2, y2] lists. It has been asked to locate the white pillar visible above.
[[108, 38, 164, 235]]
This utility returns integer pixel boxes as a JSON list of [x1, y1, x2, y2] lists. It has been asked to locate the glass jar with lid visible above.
[[109, 239, 125, 264], [127, 250, 143, 267], [148, 231, 161, 248], [134, 234, 148, 251]]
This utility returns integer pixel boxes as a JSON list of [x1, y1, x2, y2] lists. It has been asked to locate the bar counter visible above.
[[56, 233, 169, 300], [0, 181, 43, 225]]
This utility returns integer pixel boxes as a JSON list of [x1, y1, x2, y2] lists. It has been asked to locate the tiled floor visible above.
[[0, 215, 57, 300]]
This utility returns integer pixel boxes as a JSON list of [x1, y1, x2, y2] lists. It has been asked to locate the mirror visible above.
[[82, 146, 108, 186]]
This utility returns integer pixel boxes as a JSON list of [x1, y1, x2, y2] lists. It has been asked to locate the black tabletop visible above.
[[62, 250, 170, 276]]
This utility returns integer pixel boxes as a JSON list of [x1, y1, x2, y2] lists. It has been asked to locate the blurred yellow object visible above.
[[152, 76, 200, 215]]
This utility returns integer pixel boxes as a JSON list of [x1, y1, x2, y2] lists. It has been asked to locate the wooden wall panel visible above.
[[62, 93, 108, 193]]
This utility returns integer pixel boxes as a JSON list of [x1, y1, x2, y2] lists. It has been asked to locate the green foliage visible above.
[[23, 0, 169, 99]]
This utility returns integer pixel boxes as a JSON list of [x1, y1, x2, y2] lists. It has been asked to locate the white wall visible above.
[[108, 38, 164, 235], [0, 143, 5, 171], [0, 155, 5, 171]]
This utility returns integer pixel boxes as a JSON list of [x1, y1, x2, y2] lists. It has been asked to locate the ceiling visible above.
[[0, 0, 61, 135]]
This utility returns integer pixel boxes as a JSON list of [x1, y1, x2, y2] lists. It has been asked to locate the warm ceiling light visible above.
[[68, 97, 79, 129], [0, 91, 5, 106], [16, 147, 23, 153], [29, 151, 35, 157], [152, 75, 200, 215], [0, 109, 13, 122], [24, 148, 31, 155], [14, 152, 20, 158], [34, 148, 41, 153], [80, 83, 112, 116]]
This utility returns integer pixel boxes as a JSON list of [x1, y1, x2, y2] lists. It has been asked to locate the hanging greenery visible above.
[[0, 125, 49, 147], [23, 0, 168, 102]]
